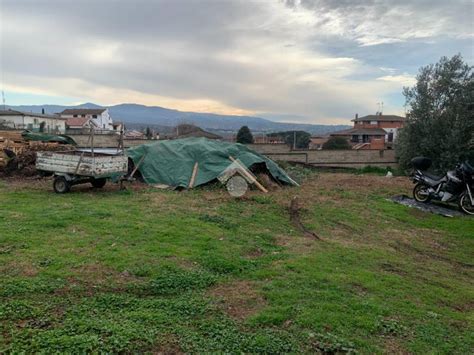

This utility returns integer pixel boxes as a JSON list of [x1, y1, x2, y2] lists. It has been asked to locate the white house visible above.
[[60, 108, 114, 130], [0, 109, 67, 133]]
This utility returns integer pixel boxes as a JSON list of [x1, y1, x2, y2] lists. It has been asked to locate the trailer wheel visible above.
[[53, 176, 71, 194], [91, 178, 107, 188]]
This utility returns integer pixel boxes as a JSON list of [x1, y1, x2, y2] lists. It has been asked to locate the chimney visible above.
[[42, 108, 45, 114]]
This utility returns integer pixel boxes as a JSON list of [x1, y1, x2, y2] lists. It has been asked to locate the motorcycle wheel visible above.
[[459, 193, 474, 215], [413, 183, 431, 203]]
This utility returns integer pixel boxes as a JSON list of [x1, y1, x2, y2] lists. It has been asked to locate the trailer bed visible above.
[[36, 151, 128, 178]]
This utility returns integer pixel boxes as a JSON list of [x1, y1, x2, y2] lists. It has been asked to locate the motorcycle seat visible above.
[[423, 171, 443, 181]]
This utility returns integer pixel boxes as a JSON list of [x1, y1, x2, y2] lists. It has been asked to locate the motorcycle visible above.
[[410, 157, 474, 215]]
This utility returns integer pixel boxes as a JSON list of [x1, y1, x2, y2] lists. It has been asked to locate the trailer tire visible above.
[[91, 178, 107, 188], [53, 176, 71, 194]]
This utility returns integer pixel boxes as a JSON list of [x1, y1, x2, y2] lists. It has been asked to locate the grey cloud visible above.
[[1, 0, 472, 122]]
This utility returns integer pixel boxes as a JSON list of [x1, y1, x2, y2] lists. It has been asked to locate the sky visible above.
[[0, 0, 472, 124]]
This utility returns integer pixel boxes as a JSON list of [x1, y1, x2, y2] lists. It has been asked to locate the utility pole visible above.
[[293, 131, 296, 150], [1, 91, 5, 110]]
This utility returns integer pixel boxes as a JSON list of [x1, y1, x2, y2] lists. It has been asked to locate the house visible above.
[[0, 109, 67, 133], [352, 113, 405, 146], [330, 127, 386, 150], [253, 135, 285, 144], [124, 130, 145, 139], [60, 108, 114, 130], [65, 117, 99, 131], [171, 124, 222, 140], [309, 136, 329, 150], [329, 113, 405, 149]]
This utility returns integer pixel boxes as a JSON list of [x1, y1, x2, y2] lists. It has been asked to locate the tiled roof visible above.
[[353, 114, 405, 122], [60, 108, 106, 115], [0, 109, 66, 120], [330, 128, 387, 136], [66, 117, 95, 127]]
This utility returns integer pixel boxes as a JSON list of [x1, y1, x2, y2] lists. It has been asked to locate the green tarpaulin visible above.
[[127, 137, 297, 188], [21, 131, 76, 145]]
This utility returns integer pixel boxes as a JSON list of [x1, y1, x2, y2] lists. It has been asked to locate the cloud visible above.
[[0, 0, 471, 124], [376, 74, 416, 87]]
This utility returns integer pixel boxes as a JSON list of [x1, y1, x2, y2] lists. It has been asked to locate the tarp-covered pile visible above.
[[127, 137, 297, 188], [21, 130, 76, 145]]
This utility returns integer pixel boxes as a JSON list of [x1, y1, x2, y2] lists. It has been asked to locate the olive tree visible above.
[[396, 54, 474, 173]]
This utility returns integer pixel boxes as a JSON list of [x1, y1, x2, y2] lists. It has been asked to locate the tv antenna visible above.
[[376, 101, 384, 114]]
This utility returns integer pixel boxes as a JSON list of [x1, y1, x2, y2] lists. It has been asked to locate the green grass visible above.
[[0, 173, 473, 353]]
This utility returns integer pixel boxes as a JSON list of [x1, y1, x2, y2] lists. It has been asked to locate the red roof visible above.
[[66, 117, 93, 127]]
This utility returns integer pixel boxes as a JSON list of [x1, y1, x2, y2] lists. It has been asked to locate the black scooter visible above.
[[410, 157, 474, 215]]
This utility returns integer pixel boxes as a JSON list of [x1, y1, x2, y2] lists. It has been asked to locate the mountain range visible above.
[[7, 103, 350, 135]]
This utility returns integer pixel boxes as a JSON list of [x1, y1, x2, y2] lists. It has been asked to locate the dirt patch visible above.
[[208, 280, 266, 320], [452, 300, 474, 313], [392, 241, 474, 269], [275, 234, 316, 255], [380, 262, 407, 276], [149, 334, 184, 355], [0, 261, 39, 277], [53, 263, 144, 296], [245, 248, 264, 259], [350, 282, 370, 296], [383, 337, 409, 355], [289, 196, 320, 239]]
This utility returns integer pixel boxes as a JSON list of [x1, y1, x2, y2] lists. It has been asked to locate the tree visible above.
[[145, 126, 152, 140], [322, 136, 351, 150], [397, 54, 474, 173], [267, 131, 311, 149], [236, 126, 254, 144]]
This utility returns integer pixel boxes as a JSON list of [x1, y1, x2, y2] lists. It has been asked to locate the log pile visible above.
[[0, 130, 73, 177]]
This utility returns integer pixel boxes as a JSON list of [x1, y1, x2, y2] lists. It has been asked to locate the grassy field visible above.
[[0, 171, 473, 353]]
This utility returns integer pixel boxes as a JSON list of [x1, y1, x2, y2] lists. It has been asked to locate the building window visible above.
[[73, 114, 78, 117], [370, 121, 377, 125], [92, 115, 97, 118], [82, 115, 86, 117]]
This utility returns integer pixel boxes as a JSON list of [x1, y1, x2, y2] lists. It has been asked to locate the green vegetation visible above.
[[323, 136, 351, 150], [0, 172, 473, 353], [236, 125, 254, 144], [397, 54, 474, 172]]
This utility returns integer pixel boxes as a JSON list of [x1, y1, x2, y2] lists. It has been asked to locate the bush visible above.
[[322, 136, 351, 150]]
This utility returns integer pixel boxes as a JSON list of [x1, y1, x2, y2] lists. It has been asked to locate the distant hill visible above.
[[7, 103, 350, 135]]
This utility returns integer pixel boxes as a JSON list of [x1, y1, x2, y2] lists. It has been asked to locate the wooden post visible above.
[[229, 156, 268, 193], [189, 162, 199, 188], [129, 154, 146, 179]]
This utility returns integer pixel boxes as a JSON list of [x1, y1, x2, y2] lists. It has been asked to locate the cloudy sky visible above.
[[0, 0, 472, 124]]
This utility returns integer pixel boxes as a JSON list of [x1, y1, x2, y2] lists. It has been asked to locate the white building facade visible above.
[[0, 109, 67, 133], [60, 108, 114, 130]]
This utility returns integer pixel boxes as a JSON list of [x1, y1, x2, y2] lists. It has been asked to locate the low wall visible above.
[[70, 137, 397, 168], [249, 143, 398, 168], [68, 134, 150, 148]]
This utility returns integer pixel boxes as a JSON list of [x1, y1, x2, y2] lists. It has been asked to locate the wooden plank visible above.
[[129, 154, 146, 179], [188, 162, 199, 188], [228, 156, 268, 193]]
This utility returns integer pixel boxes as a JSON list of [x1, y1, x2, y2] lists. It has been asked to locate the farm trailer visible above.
[[36, 151, 128, 193]]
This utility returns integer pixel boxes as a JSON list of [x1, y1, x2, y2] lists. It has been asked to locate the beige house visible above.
[[0, 109, 67, 133]]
